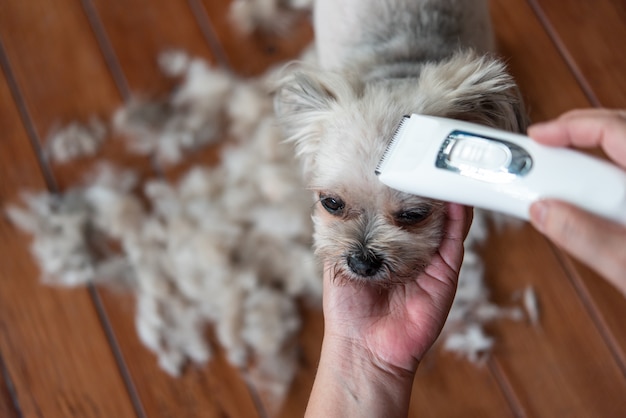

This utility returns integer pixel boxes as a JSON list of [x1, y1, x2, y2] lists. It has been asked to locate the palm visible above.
[[323, 258, 457, 372], [322, 204, 470, 372]]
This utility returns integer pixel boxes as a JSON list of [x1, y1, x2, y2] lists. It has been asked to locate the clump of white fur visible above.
[[229, 0, 313, 35], [113, 53, 235, 165], [6, 51, 537, 408], [46, 117, 107, 164], [7, 55, 320, 406], [442, 210, 526, 362]]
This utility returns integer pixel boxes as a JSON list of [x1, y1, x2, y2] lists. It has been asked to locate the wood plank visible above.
[[92, 0, 225, 180], [90, 0, 216, 95], [490, 0, 589, 121], [0, 53, 137, 418], [0, 0, 151, 188], [484, 0, 626, 415], [91, 1, 262, 416], [481, 225, 626, 416], [529, 0, 626, 378], [565, 257, 626, 373], [410, 351, 515, 417], [1, 0, 263, 416], [3, 0, 623, 416], [532, 0, 626, 108], [0, 357, 20, 418], [99, 294, 261, 418], [198, 0, 314, 77]]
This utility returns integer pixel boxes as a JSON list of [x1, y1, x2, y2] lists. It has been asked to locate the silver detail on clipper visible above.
[[436, 130, 533, 183]]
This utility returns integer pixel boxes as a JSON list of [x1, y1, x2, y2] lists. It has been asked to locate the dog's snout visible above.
[[347, 252, 383, 277]]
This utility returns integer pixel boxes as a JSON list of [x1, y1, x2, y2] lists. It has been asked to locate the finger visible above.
[[530, 108, 626, 144], [436, 203, 471, 275], [529, 199, 626, 296], [528, 109, 626, 169], [445, 203, 473, 240], [558, 108, 626, 122]]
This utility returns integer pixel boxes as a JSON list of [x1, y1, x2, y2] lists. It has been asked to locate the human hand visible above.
[[321, 202, 473, 374], [528, 108, 626, 296]]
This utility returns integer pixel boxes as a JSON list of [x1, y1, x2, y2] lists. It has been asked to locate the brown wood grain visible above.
[[2, 0, 626, 416], [91, 0, 216, 95], [0, 0, 263, 416], [528, 0, 626, 382], [0, 50, 138, 418], [490, 0, 590, 122], [90, 1, 262, 415], [0, 357, 20, 418], [482, 224, 626, 416], [532, 0, 626, 108], [92, 0, 229, 182], [410, 350, 516, 417], [0, 0, 152, 189], [100, 293, 261, 418], [565, 257, 626, 373], [486, 3, 626, 412], [198, 0, 314, 77]]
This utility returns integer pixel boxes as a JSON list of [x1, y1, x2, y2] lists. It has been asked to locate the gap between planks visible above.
[[525, 0, 601, 107], [0, 16, 147, 418], [525, 0, 626, 380], [78, 0, 272, 416]]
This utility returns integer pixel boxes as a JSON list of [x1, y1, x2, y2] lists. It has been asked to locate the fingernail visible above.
[[529, 201, 548, 232]]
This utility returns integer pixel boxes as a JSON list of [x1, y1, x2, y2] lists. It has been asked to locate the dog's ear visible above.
[[418, 51, 529, 132], [273, 68, 358, 174]]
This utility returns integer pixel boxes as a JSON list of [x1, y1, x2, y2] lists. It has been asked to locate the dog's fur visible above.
[[276, 0, 527, 285]]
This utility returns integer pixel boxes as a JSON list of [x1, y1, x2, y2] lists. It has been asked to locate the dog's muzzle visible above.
[[347, 251, 383, 277]]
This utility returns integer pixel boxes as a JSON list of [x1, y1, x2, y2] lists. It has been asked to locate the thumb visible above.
[[529, 199, 626, 296]]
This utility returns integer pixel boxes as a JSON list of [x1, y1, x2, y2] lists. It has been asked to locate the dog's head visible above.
[[275, 51, 526, 285]]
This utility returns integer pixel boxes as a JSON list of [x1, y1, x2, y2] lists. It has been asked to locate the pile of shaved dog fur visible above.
[[6, 0, 538, 407]]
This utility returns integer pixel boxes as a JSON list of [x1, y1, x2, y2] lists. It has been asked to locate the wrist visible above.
[[305, 334, 416, 417], [321, 332, 419, 379]]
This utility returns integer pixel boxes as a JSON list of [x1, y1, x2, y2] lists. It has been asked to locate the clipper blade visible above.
[[375, 115, 411, 176]]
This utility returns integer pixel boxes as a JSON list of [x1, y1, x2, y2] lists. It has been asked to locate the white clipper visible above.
[[376, 114, 626, 224]]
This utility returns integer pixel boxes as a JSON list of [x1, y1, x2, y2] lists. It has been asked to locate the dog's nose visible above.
[[347, 252, 383, 277]]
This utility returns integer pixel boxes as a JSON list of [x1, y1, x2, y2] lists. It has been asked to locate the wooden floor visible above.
[[1, 0, 625, 417]]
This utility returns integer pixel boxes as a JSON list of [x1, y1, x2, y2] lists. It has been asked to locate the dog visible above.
[[275, 0, 527, 285]]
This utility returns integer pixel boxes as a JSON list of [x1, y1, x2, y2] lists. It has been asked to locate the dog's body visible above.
[[276, 0, 526, 284], [314, 0, 495, 72]]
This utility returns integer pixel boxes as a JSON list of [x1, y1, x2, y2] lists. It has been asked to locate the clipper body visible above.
[[376, 114, 626, 224]]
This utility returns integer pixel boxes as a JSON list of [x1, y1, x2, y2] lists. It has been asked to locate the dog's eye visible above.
[[320, 196, 345, 215], [395, 208, 430, 225]]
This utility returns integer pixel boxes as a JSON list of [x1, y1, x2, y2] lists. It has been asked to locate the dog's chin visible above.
[[327, 260, 393, 286], [324, 257, 430, 288], [317, 232, 440, 286]]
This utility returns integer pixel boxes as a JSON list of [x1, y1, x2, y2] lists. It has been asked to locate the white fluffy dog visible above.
[[276, 0, 527, 285]]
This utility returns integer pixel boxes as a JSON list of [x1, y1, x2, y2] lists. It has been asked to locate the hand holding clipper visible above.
[[376, 113, 626, 225]]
